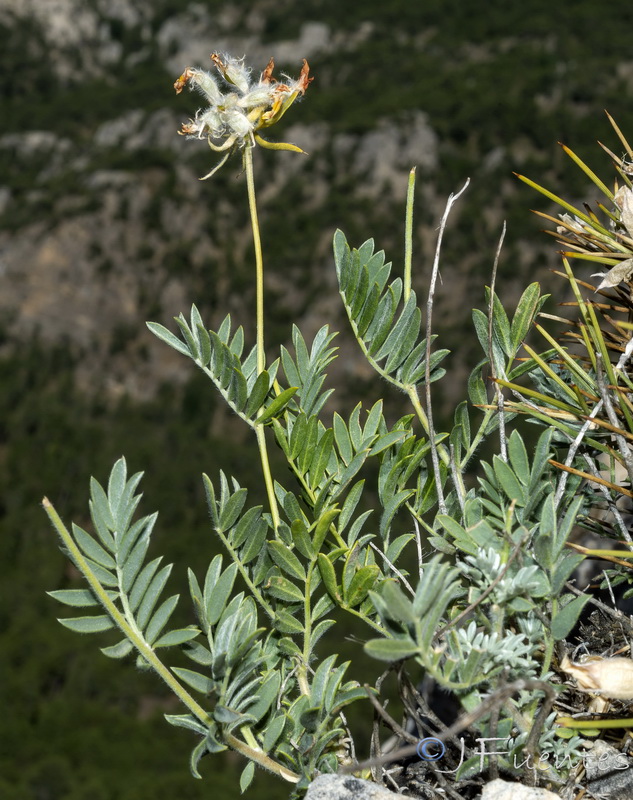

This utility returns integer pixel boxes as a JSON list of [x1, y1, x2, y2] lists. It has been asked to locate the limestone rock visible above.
[[584, 740, 633, 799], [304, 774, 402, 800], [480, 779, 560, 799]]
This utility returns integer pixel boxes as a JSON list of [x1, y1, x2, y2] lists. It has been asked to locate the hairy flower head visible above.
[[174, 53, 312, 178]]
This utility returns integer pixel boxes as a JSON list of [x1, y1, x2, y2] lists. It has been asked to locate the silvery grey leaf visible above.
[[617, 186, 633, 239], [592, 257, 633, 290]]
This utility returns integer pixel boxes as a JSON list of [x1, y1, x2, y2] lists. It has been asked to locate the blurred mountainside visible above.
[[4, 3, 633, 799], [3, 0, 633, 402], [0, 0, 436, 402]]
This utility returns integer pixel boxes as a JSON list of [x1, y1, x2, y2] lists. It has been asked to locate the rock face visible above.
[[0, 0, 626, 406], [0, 104, 438, 398], [1, 0, 553, 407], [0, 1, 446, 401], [583, 740, 633, 800]]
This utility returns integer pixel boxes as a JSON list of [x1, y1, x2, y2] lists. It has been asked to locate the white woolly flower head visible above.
[[174, 52, 313, 178]]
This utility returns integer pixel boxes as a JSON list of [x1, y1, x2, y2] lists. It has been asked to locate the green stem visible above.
[[43, 497, 299, 784], [540, 600, 557, 680], [282, 450, 347, 549], [343, 604, 386, 635], [255, 426, 280, 531], [215, 525, 276, 621], [244, 145, 265, 376], [341, 295, 441, 452], [243, 145, 281, 531], [403, 167, 416, 305], [405, 384, 431, 436], [298, 563, 315, 696], [224, 733, 299, 782], [405, 502, 435, 537], [43, 498, 211, 724], [557, 716, 633, 729], [460, 407, 497, 469]]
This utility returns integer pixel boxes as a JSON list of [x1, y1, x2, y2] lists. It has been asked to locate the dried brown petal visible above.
[[210, 53, 225, 71], [174, 68, 195, 94], [179, 121, 198, 136], [260, 57, 275, 84], [296, 59, 313, 94]]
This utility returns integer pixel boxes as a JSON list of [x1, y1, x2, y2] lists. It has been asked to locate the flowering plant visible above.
[[43, 53, 633, 799]]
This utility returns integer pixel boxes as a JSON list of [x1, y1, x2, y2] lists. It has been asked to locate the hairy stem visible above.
[[215, 525, 276, 620], [299, 563, 315, 696], [405, 385, 432, 436], [244, 145, 266, 376]]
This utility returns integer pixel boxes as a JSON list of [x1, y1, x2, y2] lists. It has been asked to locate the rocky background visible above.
[[3, 1, 633, 798]]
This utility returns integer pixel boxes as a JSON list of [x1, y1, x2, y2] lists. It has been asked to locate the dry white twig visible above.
[[425, 178, 470, 515], [488, 221, 508, 462]]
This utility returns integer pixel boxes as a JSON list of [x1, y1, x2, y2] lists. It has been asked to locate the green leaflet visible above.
[[136, 564, 173, 629], [265, 574, 304, 604], [317, 554, 341, 603], [510, 283, 544, 352], [344, 565, 380, 608], [256, 387, 299, 425], [47, 588, 116, 607], [364, 637, 419, 661], [551, 595, 591, 640], [240, 762, 255, 793], [101, 639, 134, 659], [57, 615, 116, 633], [154, 627, 200, 648], [268, 541, 307, 582]]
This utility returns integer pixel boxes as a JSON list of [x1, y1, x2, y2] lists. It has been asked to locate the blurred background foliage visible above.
[[2, 0, 633, 797]]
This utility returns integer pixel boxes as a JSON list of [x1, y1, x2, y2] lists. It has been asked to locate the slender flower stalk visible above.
[[242, 144, 280, 529], [243, 146, 266, 375], [174, 54, 312, 531]]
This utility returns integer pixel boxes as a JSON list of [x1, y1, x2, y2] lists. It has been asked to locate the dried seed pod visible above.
[[560, 654, 633, 700], [591, 257, 633, 290]]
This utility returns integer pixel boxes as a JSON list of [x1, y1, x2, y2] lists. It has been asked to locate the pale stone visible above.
[[583, 740, 633, 799], [304, 774, 402, 800], [480, 778, 560, 799], [304, 775, 563, 800]]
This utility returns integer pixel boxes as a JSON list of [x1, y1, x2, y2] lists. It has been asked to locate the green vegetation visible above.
[[40, 47, 633, 798], [6, 3, 633, 799], [0, 344, 280, 798]]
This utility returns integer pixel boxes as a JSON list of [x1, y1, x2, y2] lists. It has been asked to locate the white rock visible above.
[[305, 774, 402, 800], [480, 778, 561, 800]]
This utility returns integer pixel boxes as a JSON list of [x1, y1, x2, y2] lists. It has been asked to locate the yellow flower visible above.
[[174, 53, 312, 178]]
